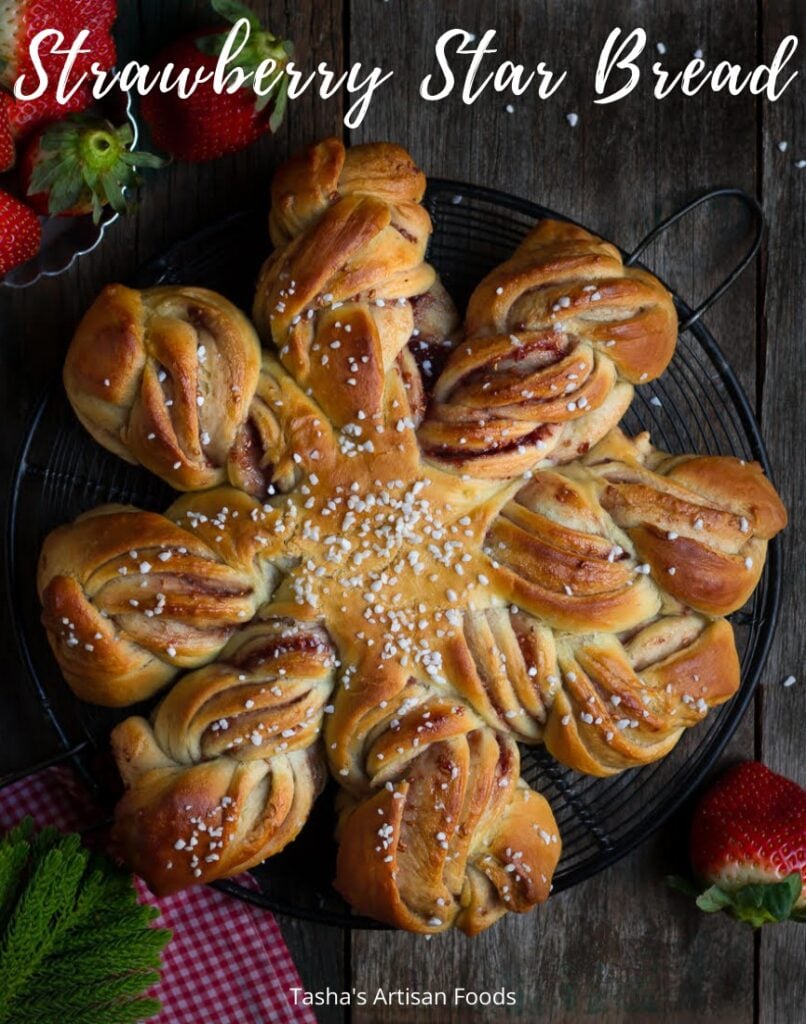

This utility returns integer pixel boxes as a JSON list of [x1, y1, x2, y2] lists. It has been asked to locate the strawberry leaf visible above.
[[211, 0, 262, 31], [668, 871, 804, 927], [120, 151, 164, 171], [195, 4, 293, 124], [28, 157, 66, 196], [266, 71, 289, 126], [695, 885, 734, 913], [100, 171, 127, 214], [196, 1, 268, 58], [266, 43, 294, 128], [195, 33, 229, 58], [47, 164, 85, 215], [26, 116, 164, 224], [728, 872, 802, 926]]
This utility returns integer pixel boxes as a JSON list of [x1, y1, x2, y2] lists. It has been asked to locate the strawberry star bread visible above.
[[39, 138, 786, 934]]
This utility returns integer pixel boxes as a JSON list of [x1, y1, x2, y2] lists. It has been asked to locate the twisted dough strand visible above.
[[37, 488, 278, 706], [253, 138, 458, 428], [442, 428, 787, 774], [226, 346, 432, 500], [451, 606, 739, 776], [111, 619, 334, 894], [329, 673, 560, 934], [64, 285, 261, 491], [419, 220, 678, 477]]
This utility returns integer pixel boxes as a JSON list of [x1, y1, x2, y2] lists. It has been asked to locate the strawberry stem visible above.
[[79, 129, 124, 171], [28, 116, 163, 224], [196, 0, 293, 129]]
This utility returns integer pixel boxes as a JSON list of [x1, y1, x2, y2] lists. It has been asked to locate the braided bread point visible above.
[[253, 138, 458, 427], [439, 427, 786, 775], [226, 346, 430, 500], [111, 619, 334, 894], [225, 328, 448, 500], [37, 488, 278, 707], [583, 428, 787, 616], [447, 606, 739, 776], [328, 670, 560, 934], [485, 428, 786, 631], [419, 219, 678, 478], [64, 284, 261, 491], [543, 615, 739, 775]]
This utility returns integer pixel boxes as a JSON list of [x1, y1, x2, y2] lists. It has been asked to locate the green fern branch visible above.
[[0, 819, 171, 1024]]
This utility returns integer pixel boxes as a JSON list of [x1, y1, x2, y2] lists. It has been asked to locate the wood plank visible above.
[[348, 2, 759, 1020], [758, 1, 806, 1022], [350, 833, 753, 1024], [278, 917, 348, 1024]]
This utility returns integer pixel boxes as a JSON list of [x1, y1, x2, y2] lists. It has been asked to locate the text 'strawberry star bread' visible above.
[[38, 138, 786, 934]]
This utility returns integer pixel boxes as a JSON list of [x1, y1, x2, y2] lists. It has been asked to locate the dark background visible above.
[[1, 2, 804, 1022]]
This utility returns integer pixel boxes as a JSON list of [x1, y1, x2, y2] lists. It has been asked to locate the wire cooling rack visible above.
[[4, 183, 780, 928]]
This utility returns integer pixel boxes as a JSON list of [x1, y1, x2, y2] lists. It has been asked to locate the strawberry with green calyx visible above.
[[0, 186, 40, 274], [669, 761, 806, 927], [140, 0, 293, 163], [20, 116, 163, 224]]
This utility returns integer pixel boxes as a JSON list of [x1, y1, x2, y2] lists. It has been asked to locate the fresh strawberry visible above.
[[5, 78, 96, 143], [0, 187, 40, 273], [0, 93, 16, 170], [673, 761, 806, 927], [19, 115, 163, 223], [140, 0, 292, 162], [0, 0, 117, 141]]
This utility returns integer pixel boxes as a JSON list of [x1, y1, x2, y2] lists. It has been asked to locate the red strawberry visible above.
[[677, 761, 806, 926], [5, 78, 96, 143], [0, 93, 16, 170], [0, 0, 117, 141], [0, 187, 41, 274], [140, 0, 292, 163], [19, 115, 163, 223]]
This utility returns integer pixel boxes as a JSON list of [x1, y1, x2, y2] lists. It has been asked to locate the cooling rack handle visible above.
[[624, 187, 764, 332]]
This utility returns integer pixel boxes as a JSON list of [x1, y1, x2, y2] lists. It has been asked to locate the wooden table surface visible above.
[[1, 2, 804, 1022]]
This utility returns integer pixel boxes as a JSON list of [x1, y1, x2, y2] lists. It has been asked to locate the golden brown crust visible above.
[[37, 490, 278, 706], [419, 219, 678, 477], [254, 138, 456, 424], [586, 430, 788, 616], [225, 354, 328, 498], [433, 427, 785, 776], [449, 606, 740, 777], [110, 620, 334, 894], [333, 708, 560, 934], [268, 139, 428, 247], [64, 285, 261, 491]]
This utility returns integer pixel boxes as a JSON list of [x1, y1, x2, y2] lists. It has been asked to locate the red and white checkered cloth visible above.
[[0, 767, 317, 1024]]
